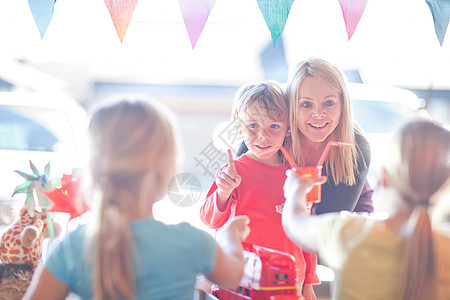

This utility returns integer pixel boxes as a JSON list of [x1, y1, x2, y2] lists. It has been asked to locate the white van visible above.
[[348, 83, 428, 186], [0, 91, 88, 224]]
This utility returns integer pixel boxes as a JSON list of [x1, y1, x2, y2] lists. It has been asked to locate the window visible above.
[[352, 100, 416, 134], [0, 106, 75, 152]]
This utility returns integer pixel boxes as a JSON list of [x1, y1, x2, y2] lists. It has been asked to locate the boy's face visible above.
[[239, 103, 289, 165]]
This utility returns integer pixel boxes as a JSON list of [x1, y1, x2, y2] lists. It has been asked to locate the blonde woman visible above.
[[286, 57, 372, 215], [282, 119, 450, 300], [24, 100, 250, 300]]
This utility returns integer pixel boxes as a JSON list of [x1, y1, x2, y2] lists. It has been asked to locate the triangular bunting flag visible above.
[[338, 0, 368, 40], [257, 0, 295, 46], [178, 0, 217, 49], [104, 0, 139, 43], [28, 0, 56, 39], [425, 0, 450, 46]]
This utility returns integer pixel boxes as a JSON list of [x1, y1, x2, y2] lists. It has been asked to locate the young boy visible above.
[[200, 81, 318, 299]]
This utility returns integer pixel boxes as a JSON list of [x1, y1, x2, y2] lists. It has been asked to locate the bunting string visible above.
[[26, 0, 449, 47]]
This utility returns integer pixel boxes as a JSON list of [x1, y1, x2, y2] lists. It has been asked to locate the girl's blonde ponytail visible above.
[[385, 119, 449, 300]]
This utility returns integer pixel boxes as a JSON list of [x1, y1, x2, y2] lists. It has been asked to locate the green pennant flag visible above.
[[257, 0, 295, 46]]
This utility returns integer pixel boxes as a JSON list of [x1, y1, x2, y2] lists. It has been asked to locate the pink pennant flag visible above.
[[178, 0, 217, 49], [104, 0, 138, 43], [338, 0, 368, 40]]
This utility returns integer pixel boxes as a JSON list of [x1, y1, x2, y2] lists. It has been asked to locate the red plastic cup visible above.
[[295, 165, 323, 204]]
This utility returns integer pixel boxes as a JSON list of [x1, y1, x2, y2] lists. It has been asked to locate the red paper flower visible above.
[[44, 173, 89, 220]]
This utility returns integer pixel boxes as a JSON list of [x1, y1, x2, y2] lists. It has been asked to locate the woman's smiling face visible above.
[[296, 76, 342, 144]]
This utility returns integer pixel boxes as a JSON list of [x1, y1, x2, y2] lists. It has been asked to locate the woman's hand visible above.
[[276, 202, 314, 215], [275, 204, 284, 214]]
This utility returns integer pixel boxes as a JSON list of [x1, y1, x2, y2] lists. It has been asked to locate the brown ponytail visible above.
[[385, 119, 449, 300], [398, 205, 435, 300]]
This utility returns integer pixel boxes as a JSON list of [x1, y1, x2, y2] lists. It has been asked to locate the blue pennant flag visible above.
[[28, 0, 56, 39], [425, 0, 450, 46]]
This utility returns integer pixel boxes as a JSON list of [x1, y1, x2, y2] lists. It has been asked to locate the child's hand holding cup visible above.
[[294, 165, 323, 204], [283, 169, 327, 213]]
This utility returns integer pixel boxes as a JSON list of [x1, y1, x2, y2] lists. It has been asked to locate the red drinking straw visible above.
[[317, 141, 353, 166], [279, 145, 297, 168]]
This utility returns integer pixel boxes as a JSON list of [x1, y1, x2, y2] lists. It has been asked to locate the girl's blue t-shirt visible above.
[[45, 219, 217, 300]]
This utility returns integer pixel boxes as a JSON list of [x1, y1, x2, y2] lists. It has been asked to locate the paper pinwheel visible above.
[[12, 160, 59, 240], [44, 172, 89, 220], [12, 160, 56, 213]]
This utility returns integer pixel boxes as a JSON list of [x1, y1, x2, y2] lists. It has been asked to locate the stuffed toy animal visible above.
[[0, 207, 61, 267], [0, 161, 65, 300]]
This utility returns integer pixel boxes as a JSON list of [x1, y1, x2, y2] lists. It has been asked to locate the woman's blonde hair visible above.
[[286, 57, 365, 185], [385, 119, 450, 300], [231, 81, 289, 124], [87, 100, 178, 300]]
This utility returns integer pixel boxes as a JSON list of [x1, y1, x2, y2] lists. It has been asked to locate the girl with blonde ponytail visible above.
[[384, 119, 449, 300], [281, 118, 450, 300], [25, 100, 250, 300]]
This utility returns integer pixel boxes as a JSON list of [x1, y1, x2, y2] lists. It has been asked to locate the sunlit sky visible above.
[[0, 0, 449, 89]]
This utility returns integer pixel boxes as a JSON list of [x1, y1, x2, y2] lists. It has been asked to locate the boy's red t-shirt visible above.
[[200, 154, 319, 284]]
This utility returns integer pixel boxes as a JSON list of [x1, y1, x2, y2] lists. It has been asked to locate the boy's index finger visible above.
[[227, 149, 237, 175]]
